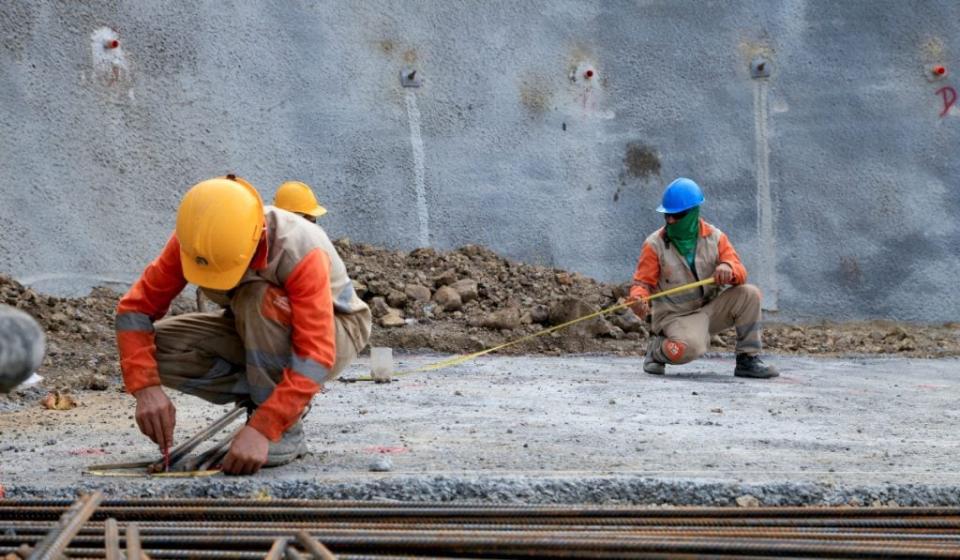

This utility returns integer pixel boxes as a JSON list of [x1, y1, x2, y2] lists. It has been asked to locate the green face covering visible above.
[[665, 206, 700, 264]]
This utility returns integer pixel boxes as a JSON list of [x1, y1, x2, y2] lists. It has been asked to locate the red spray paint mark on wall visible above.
[[936, 86, 956, 117]]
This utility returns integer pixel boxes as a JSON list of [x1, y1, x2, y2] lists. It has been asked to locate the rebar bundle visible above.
[[4, 495, 960, 559]]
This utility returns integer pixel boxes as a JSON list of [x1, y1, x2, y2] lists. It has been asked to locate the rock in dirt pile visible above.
[[1, 240, 958, 390]]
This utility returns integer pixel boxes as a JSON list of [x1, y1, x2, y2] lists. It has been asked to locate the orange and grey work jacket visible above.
[[629, 218, 748, 333], [115, 206, 372, 441]]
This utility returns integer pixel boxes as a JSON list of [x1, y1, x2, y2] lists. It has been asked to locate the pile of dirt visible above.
[[0, 275, 194, 392], [339, 241, 642, 355], [336, 240, 960, 359], [1, 241, 958, 391]]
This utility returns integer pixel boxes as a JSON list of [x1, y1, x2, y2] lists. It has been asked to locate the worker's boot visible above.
[[643, 335, 666, 375], [264, 421, 308, 467], [734, 354, 779, 379]]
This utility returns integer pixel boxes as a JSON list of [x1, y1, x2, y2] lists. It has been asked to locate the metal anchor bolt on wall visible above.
[[751, 57, 770, 79], [401, 67, 421, 87]]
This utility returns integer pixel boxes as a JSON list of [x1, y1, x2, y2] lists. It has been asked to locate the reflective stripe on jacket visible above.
[[629, 219, 747, 333]]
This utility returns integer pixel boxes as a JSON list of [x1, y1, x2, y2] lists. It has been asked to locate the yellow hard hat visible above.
[[176, 175, 265, 290], [273, 181, 327, 218]]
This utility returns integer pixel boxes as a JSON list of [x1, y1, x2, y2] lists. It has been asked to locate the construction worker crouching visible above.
[[115, 175, 372, 475], [629, 178, 778, 379]]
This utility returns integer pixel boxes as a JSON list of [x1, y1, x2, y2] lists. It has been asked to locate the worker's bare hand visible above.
[[629, 297, 649, 320], [714, 263, 734, 285], [222, 426, 269, 475], [133, 385, 176, 451]]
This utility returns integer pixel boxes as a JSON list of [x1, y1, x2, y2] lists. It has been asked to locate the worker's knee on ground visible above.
[[662, 337, 706, 364]]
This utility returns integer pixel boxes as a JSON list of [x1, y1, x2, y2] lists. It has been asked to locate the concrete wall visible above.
[[1, 0, 958, 321]]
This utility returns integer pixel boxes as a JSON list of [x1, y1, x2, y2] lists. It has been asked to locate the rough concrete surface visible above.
[[1, 1, 959, 321], [3, 353, 959, 505]]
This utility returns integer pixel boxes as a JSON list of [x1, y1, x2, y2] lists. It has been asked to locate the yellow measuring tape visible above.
[[85, 279, 715, 478], [350, 277, 716, 381], [85, 469, 222, 478]]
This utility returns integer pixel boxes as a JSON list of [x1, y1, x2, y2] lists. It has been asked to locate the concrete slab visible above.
[[2, 353, 959, 504]]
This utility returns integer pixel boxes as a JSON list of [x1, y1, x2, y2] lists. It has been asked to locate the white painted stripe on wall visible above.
[[753, 80, 778, 311], [405, 90, 430, 247]]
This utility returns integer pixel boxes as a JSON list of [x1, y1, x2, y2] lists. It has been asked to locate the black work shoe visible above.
[[734, 354, 779, 378], [643, 336, 666, 375], [264, 421, 307, 467]]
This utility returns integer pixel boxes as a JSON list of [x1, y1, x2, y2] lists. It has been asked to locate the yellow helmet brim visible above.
[[304, 204, 328, 218], [180, 255, 249, 291]]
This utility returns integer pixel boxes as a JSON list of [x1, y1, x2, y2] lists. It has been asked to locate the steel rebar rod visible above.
[[26, 549, 264, 560], [181, 425, 244, 472], [10, 511, 960, 531], [11, 523, 960, 541], [11, 504, 960, 519], [11, 535, 958, 557], [19, 533, 960, 556], [10, 510, 960, 529], [125, 523, 142, 560], [0, 550, 811, 560], [104, 518, 120, 560], [11, 519, 960, 537], [296, 532, 337, 560], [26, 492, 103, 560], [10, 544, 33, 560], [84, 407, 244, 474], [159, 406, 245, 472], [263, 538, 286, 560], [10, 499, 960, 559], [8, 501, 960, 517]]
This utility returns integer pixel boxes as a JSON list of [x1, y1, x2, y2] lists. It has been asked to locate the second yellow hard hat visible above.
[[273, 181, 327, 218]]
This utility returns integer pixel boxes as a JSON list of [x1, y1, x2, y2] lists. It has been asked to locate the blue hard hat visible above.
[[656, 177, 705, 213]]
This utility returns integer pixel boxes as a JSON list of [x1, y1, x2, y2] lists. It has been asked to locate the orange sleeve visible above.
[[717, 233, 748, 285], [247, 369, 320, 441], [115, 234, 187, 394], [248, 248, 334, 441], [629, 242, 660, 301]]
